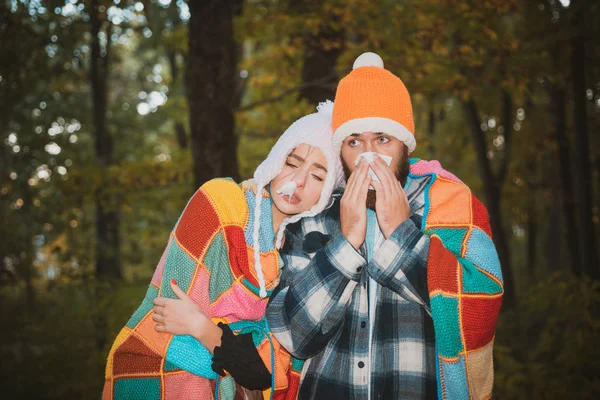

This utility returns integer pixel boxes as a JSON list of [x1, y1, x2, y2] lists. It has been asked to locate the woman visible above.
[[102, 101, 343, 400]]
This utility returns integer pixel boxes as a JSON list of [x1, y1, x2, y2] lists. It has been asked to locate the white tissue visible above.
[[276, 181, 297, 203], [354, 152, 393, 188]]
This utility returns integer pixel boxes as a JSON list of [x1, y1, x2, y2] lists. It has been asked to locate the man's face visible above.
[[340, 132, 410, 209]]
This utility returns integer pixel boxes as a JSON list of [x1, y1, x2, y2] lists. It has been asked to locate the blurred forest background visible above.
[[1, 0, 599, 398]]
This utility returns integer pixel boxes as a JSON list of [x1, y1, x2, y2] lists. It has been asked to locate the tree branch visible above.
[[235, 74, 338, 112]]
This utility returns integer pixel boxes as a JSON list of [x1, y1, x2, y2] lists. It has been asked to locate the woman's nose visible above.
[[292, 170, 306, 188]]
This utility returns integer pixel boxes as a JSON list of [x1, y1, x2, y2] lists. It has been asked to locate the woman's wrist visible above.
[[192, 318, 223, 354]]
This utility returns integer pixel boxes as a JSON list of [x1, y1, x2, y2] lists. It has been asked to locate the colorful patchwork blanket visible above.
[[102, 178, 301, 400], [411, 159, 504, 400]]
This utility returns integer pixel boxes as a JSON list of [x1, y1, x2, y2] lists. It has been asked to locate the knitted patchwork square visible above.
[[135, 313, 171, 356], [151, 236, 171, 287], [464, 228, 503, 284], [202, 230, 236, 303], [160, 240, 198, 298], [461, 296, 502, 351], [470, 194, 492, 237], [113, 376, 161, 400], [430, 294, 463, 358], [112, 334, 162, 376], [465, 340, 495, 400], [164, 370, 213, 400], [427, 236, 460, 294], [187, 266, 211, 313], [439, 356, 470, 399], [425, 179, 471, 227], [165, 334, 219, 380], [223, 225, 256, 286], [461, 259, 503, 295], [175, 189, 220, 259], [243, 186, 275, 253], [126, 284, 159, 329], [210, 281, 267, 322]]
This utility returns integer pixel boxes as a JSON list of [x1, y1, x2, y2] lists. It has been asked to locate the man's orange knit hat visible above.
[[332, 52, 416, 153]]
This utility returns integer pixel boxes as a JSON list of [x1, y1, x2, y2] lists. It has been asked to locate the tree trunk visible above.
[[526, 194, 537, 283], [90, 0, 121, 280], [186, 0, 242, 188], [427, 106, 436, 159], [550, 85, 582, 276], [167, 50, 188, 150], [462, 99, 516, 307], [299, 27, 344, 104], [570, 25, 598, 278]]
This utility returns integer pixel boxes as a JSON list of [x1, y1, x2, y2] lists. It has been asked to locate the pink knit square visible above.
[[188, 266, 211, 315], [164, 371, 212, 400], [151, 236, 172, 287], [411, 160, 462, 183]]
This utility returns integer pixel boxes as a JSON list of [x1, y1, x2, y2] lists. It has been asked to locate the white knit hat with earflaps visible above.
[[252, 101, 344, 297]]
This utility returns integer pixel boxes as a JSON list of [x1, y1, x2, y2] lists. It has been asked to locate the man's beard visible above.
[[342, 146, 410, 211]]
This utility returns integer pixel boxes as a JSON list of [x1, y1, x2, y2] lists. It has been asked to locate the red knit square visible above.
[[471, 194, 492, 238], [175, 190, 221, 259], [224, 225, 257, 286], [112, 334, 162, 375], [461, 296, 502, 351], [427, 236, 459, 294]]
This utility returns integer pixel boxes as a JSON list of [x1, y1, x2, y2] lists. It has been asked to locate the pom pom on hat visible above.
[[352, 52, 384, 70]]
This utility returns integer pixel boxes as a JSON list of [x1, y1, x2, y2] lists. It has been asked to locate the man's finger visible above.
[[351, 161, 370, 201], [370, 157, 395, 190], [344, 159, 366, 200], [170, 280, 189, 300]]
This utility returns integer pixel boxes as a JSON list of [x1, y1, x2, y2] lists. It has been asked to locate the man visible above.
[[266, 52, 503, 399]]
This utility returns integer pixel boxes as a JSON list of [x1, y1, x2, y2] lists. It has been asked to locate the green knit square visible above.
[[161, 240, 198, 298], [430, 294, 463, 358], [126, 284, 159, 329], [114, 377, 160, 400]]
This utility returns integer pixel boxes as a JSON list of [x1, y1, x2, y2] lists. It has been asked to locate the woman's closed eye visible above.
[[312, 174, 324, 182], [285, 161, 299, 168]]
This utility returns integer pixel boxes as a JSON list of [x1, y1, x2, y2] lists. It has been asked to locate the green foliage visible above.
[[494, 272, 600, 399], [0, 280, 147, 399]]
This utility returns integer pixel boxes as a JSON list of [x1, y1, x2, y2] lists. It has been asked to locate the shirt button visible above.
[[361, 321, 366, 328], [358, 361, 365, 368]]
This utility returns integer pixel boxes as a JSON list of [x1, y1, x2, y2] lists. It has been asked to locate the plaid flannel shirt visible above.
[[266, 174, 438, 400]]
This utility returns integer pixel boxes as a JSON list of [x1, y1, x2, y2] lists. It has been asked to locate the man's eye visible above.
[[312, 175, 324, 182], [378, 136, 390, 143], [349, 139, 360, 147]]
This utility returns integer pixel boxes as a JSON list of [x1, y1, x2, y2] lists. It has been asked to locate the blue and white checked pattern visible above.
[[266, 174, 438, 400]]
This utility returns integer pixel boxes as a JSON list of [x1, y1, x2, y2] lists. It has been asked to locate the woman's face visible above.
[[270, 144, 327, 217]]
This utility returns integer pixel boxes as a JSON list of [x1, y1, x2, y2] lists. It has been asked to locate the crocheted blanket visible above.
[[102, 178, 301, 400], [410, 159, 504, 400]]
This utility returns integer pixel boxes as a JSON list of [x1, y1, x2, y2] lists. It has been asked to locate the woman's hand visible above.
[[153, 280, 222, 352]]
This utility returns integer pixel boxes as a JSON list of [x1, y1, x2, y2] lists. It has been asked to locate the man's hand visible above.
[[340, 158, 371, 249], [370, 155, 410, 238], [153, 280, 222, 352]]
